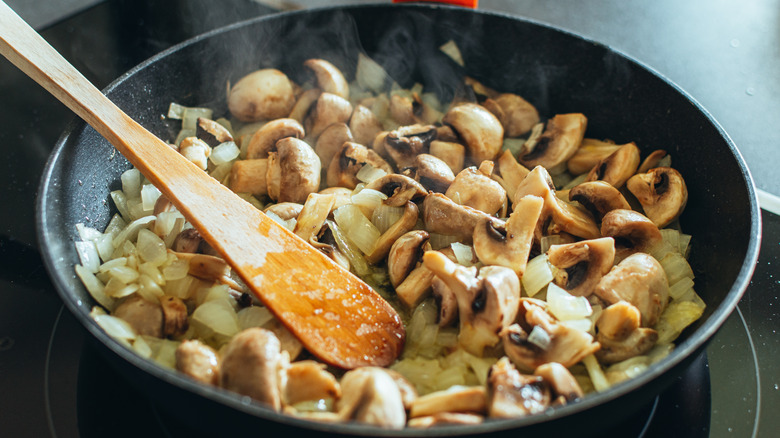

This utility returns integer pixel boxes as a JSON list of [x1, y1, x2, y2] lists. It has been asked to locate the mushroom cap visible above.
[[546, 237, 616, 297], [600, 209, 663, 262], [429, 140, 466, 175], [593, 252, 670, 327], [585, 142, 641, 188], [403, 153, 456, 194], [595, 301, 659, 364], [175, 340, 220, 385], [487, 357, 551, 418], [246, 118, 305, 159], [483, 93, 540, 138], [326, 141, 393, 189], [112, 295, 163, 337], [349, 104, 383, 146], [266, 137, 321, 204], [219, 328, 283, 411], [422, 193, 492, 242], [282, 360, 341, 406], [384, 124, 438, 169], [387, 230, 430, 289], [228, 69, 295, 122], [566, 138, 622, 176], [443, 103, 504, 163], [568, 180, 632, 222], [305, 92, 353, 140], [336, 367, 406, 429], [445, 165, 507, 216], [314, 122, 353, 170], [518, 113, 587, 171], [626, 167, 688, 228], [365, 173, 427, 207], [533, 362, 584, 403], [303, 58, 350, 100]]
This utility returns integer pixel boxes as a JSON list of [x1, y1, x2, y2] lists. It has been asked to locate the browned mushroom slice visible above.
[[546, 237, 616, 297], [395, 263, 436, 309], [593, 252, 670, 327], [387, 230, 430, 288], [585, 142, 640, 188], [445, 162, 507, 216], [220, 328, 284, 411], [304, 92, 353, 140], [349, 104, 383, 146], [175, 339, 220, 385], [486, 357, 551, 418], [422, 193, 492, 243], [293, 193, 336, 242], [600, 209, 663, 262], [112, 295, 163, 337], [626, 167, 688, 228], [423, 251, 521, 356], [495, 150, 531, 204], [282, 360, 341, 406], [383, 124, 438, 169], [179, 137, 211, 170], [326, 141, 393, 189], [303, 58, 350, 100], [160, 295, 188, 337], [365, 173, 427, 207], [501, 298, 600, 371], [472, 195, 544, 276], [442, 103, 504, 163], [288, 88, 322, 123], [264, 202, 304, 221], [637, 149, 668, 174], [389, 93, 418, 126], [432, 276, 458, 327], [533, 362, 584, 404], [569, 180, 632, 222], [566, 138, 622, 176], [383, 369, 419, 411], [429, 140, 466, 174], [366, 201, 419, 264], [401, 153, 456, 194], [336, 367, 406, 429], [482, 93, 540, 138], [409, 385, 487, 418], [196, 117, 233, 147], [318, 187, 353, 209], [595, 301, 659, 364], [519, 113, 587, 172], [266, 137, 321, 204], [246, 118, 305, 159], [309, 222, 351, 271], [314, 122, 353, 169], [228, 68, 295, 122]]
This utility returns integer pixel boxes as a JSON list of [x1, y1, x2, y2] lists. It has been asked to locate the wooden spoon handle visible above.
[[0, 1, 403, 368]]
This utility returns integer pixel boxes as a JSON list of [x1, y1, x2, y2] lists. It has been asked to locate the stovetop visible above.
[[0, 1, 777, 437]]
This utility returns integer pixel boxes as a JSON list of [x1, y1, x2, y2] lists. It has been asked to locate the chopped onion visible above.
[[583, 354, 610, 392], [371, 204, 404, 234], [137, 274, 165, 302], [327, 220, 371, 278], [333, 204, 381, 255], [105, 265, 140, 284], [182, 107, 213, 131], [546, 283, 592, 321], [451, 242, 476, 267], [136, 229, 168, 266], [94, 233, 115, 262], [110, 190, 131, 222], [75, 240, 101, 273], [210, 141, 240, 166], [669, 276, 695, 300], [501, 138, 526, 157], [104, 213, 127, 236], [351, 188, 387, 210], [166, 102, 187, 119], [75, 264, 116, 311], [427, 233, 461, 250], [439, 40, 464, 66], [356, 53, 389, 93], [540, 235, 568, 254], [140, 184, 161, 211], [104, 277, 139, 298], [560, 318, 593, 333], [174, 128, 196, 146], [356, 163, 387, 184], [94, 314, 136, 343], [562, 172, 590, 190], [654, 300, 705, 345], [659, 252, 695, 285], [121, 168, 142, 199], [237, 306, 275, 330], [163, 257, 189, 281], [522, 254, 554, 297], [112, 216, 155, 248], [76, 223, 102, 241], [99, 257, 127, 272], [527, 325, 551, 350], [191, 298, 240, 345]]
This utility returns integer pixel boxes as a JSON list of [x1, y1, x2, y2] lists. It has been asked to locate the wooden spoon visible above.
[[0, 1, 404, 369]]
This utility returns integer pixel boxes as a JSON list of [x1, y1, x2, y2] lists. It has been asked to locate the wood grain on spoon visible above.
[[0, 0, 404, 369]]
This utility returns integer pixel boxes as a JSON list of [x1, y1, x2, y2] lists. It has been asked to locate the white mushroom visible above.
[[175, 339, 220, 385], [336, 367, 406, 429], [595, 301, 659, 364], [219, 328, 284, 411], [228, 69, 295, 122], [486, 357, 551, 418]]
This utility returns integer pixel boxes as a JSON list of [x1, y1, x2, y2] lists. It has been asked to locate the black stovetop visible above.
[[0, 1, 777, 437]]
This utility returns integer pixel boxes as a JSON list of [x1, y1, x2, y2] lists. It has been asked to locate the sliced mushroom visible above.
[[389, 93, 417, 126], [288, 88, 322, 123], [383, 124, 438, 169], [486, 357, 551, 418], [626, 167, 688, 228], [566, 138, 621, 176], [442, 103, 504, 163], [282, 360, 341, 406], [293, 193, 335, 242], [402, 153, 456, 194], [533, 362, 584, 404], [220, 328, 284, 411], [365, 173, 427, 207], [264, 202, 304, 221], [472, 195, 544, 276], [637, 149, 668, 174], [303, 58, 349, 99], [422, 193, 492, 243], [160, 295, 188, 337], [266, 137, 321, 203], [568, 180, 632, 222], [326, 141, 393, 189], [595, 301, 659, 364], [593, 252, 670, 327], [501, 298, 600, 371], [349, 104, 383, 146], [409, 385, 487, 418], [423, 251, 521, 356], [482, 93, 540, 137], [196, 117, 233, 147], [395, 263, 436, 309], [228, 69, 295, 122], [429, 140, 466, 174], [172, 228, 202, 254], [175, 339, 220, 385], [304, 92, 353, 140], [336, 367, 406, 429], [494, 150, 531, 204], [314, 122, 353, 169], [600, 209, 663, 262], [171, 251, 240, 291], [246, 118, 305, 159], [546, 237, 616, 297], [383, 369, 419, 411], [387, 230, 430, 288], [366, 201, 419, 264], [445, 162, 507, 216], [585, 142, 640, 188], [309, 222, 351, 271], [518, 113, 587, 173], [179, 137, 211, 170], [432, 276, 458, 327], [112, 295, 163, 337]]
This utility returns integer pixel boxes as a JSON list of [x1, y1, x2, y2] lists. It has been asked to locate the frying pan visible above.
[[36, 4, 761, 437]]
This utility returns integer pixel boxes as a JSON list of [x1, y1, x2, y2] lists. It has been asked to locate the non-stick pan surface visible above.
[[37, 4, 760, 437]]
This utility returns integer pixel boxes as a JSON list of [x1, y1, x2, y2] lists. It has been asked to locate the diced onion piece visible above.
[[333, 204, 381, 255], [99, 257, 127, 272], [356, 52, 389, 93], [649, 240, 676, 261], [136, 229, 168, 266], [167, 102, 187, 119], [139, 261, 166, 286], [527, 325, 552, 350], [163, 257, 189, 281], [560, 318, 594, 333], [659, 252, 695, 285], [132, 335, 153, 359], [137, 274, 165, 302], [110, 190, 131, 222], [103, 277, 139, 298], [141, 335, 181, 369], [165, 275, 200, 300], [76, 223, 102, 241], [391, 357, 444, 396], [501, 138, 525, 157], [669, 277, 696, 300], [76, 264, 116, 310], [540, 235, 567, 254], [371, 204, 405, 234], [562, 172, 590, 190], [237, 306, 275, 330], [427, 233, 461, 250], [209, 162, 233, 184], [327, 219, 371, 278], [523, 254, 554, 297], [605, 356, 650, 385], [75, 240, 101, 273], [451, 242, 476, 267], [583, 354, 610, 392], [94, 314, 137, 344], [546, 283, 592, 321], [191, 298, 240, 345], [356, 163, 388, 184], [112, 216, 156, 248], [104, 213, 127, 236], [647, 343, 674, 364], [175, 129, 196, 146], [140, 184, 162, 212], [182, 107, 213, 131], [199, 284, 235, 306], [351, 188, 388, 210], [94, 233, 115, 262], [678, 233, 692, 258], [106, 265, 140, 284], [654, 300, 705, 345], [210, 141, 240, 166], [121, 168, 142, 199], [439, 40, 464, 66]]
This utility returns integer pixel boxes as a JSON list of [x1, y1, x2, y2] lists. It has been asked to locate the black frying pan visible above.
[[36, 4, 761, 437]]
